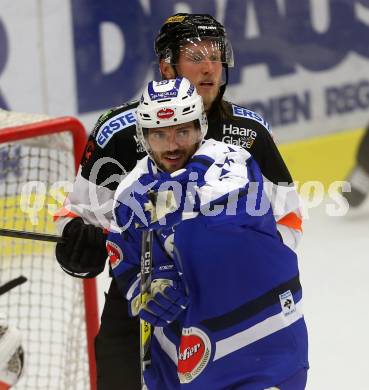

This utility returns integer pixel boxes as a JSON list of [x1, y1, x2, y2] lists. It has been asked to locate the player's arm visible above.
[[250, 125, 302, 250], [118, 144, 276, 235], [187, 146, 280, 236], [108, 224, 188, 328], [54, 137, 116, 278], [54, 108, 135, 278], [106, 229, 141, 298], [110, 167, 189, 326]]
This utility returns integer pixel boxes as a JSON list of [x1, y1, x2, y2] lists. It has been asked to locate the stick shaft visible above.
[[140, 230, 153, 388], [0, 276, 28, 296], [0, 228, 64, 243]]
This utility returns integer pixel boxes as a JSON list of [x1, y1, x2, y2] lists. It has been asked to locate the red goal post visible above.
[[0, 114, 99, 390]]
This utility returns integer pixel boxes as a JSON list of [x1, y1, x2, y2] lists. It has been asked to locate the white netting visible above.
[[0, 110, 91, 389]]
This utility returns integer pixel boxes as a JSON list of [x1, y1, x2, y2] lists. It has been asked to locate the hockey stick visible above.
[[0, 228, 64, 243], [140, 229, 153, 389], [0, 276, 28, 296]]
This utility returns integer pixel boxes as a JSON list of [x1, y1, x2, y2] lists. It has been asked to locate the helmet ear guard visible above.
[[136, 77, 208, 158]]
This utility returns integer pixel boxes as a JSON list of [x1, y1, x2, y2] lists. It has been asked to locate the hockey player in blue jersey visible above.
[[55, 14, 303, 389], [107, 77, 309, 390]]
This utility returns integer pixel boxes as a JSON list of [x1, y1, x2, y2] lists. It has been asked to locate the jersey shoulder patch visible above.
[[92, 100, 139, 148], [231, 104, 272, 134]]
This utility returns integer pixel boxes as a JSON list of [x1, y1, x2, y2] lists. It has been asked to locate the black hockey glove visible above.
[[55, 218, 107, 278]]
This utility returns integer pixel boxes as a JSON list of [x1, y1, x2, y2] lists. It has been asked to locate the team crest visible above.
[[279, 290, 296, 317], [106, 240, 123, 269], [81, 140, 95, 166], [177, 327, 211, 383]]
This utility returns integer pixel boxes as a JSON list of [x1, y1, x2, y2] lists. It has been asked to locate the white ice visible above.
[[299, 196, 369, 390]]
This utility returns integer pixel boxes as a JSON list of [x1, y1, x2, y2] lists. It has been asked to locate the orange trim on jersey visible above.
[[277, 212, 302, 232], [0, 381, 11, 390], [53, 207, 79, 222]]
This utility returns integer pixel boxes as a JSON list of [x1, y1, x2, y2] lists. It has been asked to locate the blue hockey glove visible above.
[[140, 277, 189, 327], [128, 265, 189, 327]]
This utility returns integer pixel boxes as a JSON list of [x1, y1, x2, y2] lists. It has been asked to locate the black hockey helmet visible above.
[[154, 13, 234, 68], [154, 13, 234, 101]]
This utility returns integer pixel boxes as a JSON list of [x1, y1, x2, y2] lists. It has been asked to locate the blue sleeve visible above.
[[193, 155, 278, 238], [106, 228, 142, 297], [107, 224, 178, 298]]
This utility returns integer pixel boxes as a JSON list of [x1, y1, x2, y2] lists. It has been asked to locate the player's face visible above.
[[177, 41, 223, 112], [147, 122, 201, 172], [162, 40, 223, 112]]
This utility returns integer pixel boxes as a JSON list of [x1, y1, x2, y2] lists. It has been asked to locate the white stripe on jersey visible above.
[[214, 300, 303, 361], [153, 327, 178, 364], [152, 300, 303, 365]]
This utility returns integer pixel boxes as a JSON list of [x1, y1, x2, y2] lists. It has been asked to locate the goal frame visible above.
[[0, 116, 99, 390]]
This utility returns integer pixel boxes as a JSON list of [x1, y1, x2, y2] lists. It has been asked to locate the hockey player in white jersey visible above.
[[107, 77, 309, 389]]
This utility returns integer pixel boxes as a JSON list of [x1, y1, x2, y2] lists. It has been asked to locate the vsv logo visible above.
[[70, 0, 369, 113]]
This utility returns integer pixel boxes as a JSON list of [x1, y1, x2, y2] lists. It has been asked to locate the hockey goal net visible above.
[[0, 110, 98, 390]]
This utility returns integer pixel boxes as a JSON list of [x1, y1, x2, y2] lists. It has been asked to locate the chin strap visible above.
[[218, 65, 228, 101], [208, 65, 228, 114]]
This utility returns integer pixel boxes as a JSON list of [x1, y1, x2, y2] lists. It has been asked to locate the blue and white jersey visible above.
[[107, 139, 308, 390]]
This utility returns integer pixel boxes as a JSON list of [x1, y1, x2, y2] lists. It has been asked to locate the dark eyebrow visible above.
[[176, 123, 195, 130]]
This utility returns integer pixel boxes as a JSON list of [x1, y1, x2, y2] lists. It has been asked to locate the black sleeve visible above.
[[249, 125, 293, 185], [79, 103, 144, 191], [80, 135, 126, 191]]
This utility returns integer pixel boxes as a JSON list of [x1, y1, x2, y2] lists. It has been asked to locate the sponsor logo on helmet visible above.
[[165, 15, 186, 24], [157, 108, 175, 119], [177, 327, 211, 383], [149, 90, 178, 101], [156, 80, 170, 86], [187, 85, 195, 96], [106, 241, 123, 269], [198, 26, 217, 30]]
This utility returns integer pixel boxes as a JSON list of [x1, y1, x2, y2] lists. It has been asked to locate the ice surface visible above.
[[298, 197, 369, 390]]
